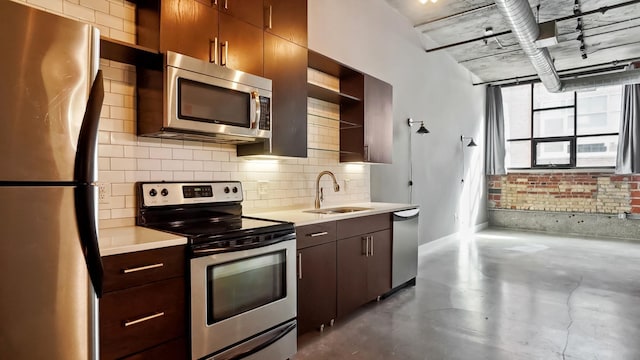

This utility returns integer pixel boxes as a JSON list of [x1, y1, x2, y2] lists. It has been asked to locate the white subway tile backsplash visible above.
[[149, 171, 174, 181], [98, 144, 124, 158], [173, 172, 195, 181], [162, 160, 184, 171], [95, 10, 122, 30], [184, 161, 204, 171], [80, 0, 108, 13], [124, 146, 149, 159], [63, 1, 95, 22], [125, 170, 150, 183], [149, 147, 173, 159], [172, 148, 193, 160], [136, 159, 161, 171], [111, 183, 135, 196]]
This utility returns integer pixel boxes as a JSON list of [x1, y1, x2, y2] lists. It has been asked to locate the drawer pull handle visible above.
[[122, 263, 164, 274], [308, 231, 328, 237], [124, 312, 165, 327]]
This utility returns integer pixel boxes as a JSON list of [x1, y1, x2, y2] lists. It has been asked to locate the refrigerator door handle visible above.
[[74, 70, 105, 297], [75, 70, 104, 185]]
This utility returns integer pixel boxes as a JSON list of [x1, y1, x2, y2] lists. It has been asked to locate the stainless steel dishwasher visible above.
[[392, 208, 420, 288]]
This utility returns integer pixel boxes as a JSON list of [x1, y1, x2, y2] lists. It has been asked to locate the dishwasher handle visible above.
[[393, 208, 419, 220]]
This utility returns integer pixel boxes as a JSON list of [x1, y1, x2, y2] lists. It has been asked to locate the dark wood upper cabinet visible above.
[[308, 51, 393, 164], [265, 0, 307, 47], [237, 32, 307, 157], [137, 0, 265, 76], [159, 0, 218, 63], [218, 0, 264, 28], [218, 12, 264, 76]]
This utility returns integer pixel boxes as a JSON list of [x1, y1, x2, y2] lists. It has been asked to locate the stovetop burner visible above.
[[135, 181, 294, 247]]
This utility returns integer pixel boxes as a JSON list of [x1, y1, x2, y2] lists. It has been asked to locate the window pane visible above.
[[536, 140, 571, 166], [533, 83, 574, 109], [506, 140, 531, 168], [502, 84, 531, 139], [577, 85, 622, 135], [533, 108, 575, 137], [576, 135, 618, 167]]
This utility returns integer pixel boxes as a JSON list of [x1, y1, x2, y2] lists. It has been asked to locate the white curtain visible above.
[[616, 63, 640, 174], [485, 85, 506, 175]]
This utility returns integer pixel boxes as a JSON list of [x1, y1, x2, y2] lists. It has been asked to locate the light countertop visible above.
[[98, 202, 416, 255], [245, 202, 418, 226], [98, 226, 188, 256]]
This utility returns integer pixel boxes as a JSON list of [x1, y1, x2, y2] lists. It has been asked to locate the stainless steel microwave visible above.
[[138, 51, 272, 145]]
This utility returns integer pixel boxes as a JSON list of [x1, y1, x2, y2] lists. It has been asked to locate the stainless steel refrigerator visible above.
[[0, 2, 104, 359]]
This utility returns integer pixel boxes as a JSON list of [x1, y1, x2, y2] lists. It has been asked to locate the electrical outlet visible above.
[[257, 181, 269, 196], [98, 183, 110, 204]]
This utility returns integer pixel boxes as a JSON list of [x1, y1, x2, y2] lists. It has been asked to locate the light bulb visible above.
[[419, 0, 428, 4]]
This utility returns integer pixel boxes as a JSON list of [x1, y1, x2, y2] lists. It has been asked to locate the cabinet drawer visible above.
[[337, 213, 391, 239], [103, 245, 185, 293], [121, 337, 187, 360], [296, 221, 336, 249], [100, 277, 186, 360]]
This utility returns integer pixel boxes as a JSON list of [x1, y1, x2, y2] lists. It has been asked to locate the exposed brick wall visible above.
[[488, 173, 640, 214]]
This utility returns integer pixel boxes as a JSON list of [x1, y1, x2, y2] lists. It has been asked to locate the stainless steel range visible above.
[[136, 181, 297, 360]]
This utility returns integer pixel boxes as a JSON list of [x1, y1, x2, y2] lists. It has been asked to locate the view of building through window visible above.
[[502, 83, 622, 169]]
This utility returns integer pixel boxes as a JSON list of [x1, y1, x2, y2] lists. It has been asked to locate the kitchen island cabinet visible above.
[[295, 222, 337, 335]]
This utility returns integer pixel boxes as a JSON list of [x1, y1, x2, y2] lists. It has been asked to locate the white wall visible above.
[[308, 0, 488, 243]]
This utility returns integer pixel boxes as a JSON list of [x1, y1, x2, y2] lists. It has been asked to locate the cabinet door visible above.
[[264, 33, 307, 157], [219, 12, 264, 76], [297, 243, 336, 335], [364, 75, 393, 164], [160, 0, 219, 62], [366, 229, 392, 299], [337, 235, 368, 318], [265, 0, 307, 47], [218, 0, 263, 28]]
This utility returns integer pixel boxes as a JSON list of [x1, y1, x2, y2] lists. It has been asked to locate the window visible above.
[[503, 83, 622, 169]]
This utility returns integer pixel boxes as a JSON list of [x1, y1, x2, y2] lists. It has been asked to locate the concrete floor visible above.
[[294, 228, 640, 360]]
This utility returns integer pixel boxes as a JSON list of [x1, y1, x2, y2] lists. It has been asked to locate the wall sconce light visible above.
[[461, 135, 477, 147], [460, 135, 477, 183], [408, 118, 429, 134]]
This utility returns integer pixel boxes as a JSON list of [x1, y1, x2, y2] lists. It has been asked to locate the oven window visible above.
[[206, 250, 286, 325], [178, 78, 250, 127]]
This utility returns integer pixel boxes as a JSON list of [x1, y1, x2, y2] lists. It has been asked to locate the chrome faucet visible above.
[[315, 171, 340, 209]]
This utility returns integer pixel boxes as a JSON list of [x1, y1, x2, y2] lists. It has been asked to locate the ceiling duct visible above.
[[494, 0, 640, 92]]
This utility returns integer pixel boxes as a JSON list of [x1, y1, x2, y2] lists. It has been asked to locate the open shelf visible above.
[[307, 83, 361, 104], [100, 37, 162, 69]]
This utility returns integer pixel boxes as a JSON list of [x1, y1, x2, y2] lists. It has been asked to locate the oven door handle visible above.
[[212, 320, 297, 360]]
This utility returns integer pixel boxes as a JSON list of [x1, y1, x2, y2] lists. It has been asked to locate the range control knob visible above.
[[232, 187, 238, 193], [161, 188, 169, 196], [149, 189, 157, 197], [224, 186, 230, 194]]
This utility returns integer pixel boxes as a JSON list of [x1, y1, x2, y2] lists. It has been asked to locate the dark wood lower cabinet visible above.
[[337, 229, 391, 318], [297, 242, 337, 335], [122, 337, 187, 360], [100, 277, 186, 360]]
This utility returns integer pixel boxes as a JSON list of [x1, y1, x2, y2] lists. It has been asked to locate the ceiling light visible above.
[[419, 0, 428, 3]]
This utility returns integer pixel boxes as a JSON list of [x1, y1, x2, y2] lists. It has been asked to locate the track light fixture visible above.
[[408, 118, 430, 135]]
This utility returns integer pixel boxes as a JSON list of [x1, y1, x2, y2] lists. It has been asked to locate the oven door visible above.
[[166, 65, 271, 141], [190, 236, 296, 360]]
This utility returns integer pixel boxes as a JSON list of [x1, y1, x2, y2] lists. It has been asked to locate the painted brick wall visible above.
[[488, 173, 640, 215], [15, 0, 371, 229]]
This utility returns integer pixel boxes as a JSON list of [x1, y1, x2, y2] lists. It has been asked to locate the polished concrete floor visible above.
[[295, 228, 640, 360]]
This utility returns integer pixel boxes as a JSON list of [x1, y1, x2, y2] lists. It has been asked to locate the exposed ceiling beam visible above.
[[414, 3, 496, 29]]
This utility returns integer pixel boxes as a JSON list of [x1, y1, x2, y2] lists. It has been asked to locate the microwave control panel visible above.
[[259, 96, 271, 131]]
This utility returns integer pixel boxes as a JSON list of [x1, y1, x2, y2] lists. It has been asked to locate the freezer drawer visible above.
[[392, 208, 419, 288]]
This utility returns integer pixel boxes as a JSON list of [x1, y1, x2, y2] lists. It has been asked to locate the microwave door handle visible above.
[[251, 91, 260, 130]]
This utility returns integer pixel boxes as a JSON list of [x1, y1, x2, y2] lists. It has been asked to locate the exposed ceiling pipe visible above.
[[494, 0, 640, 92]]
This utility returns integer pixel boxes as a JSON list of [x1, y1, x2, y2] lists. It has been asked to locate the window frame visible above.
[[505, 83, 620, 170]]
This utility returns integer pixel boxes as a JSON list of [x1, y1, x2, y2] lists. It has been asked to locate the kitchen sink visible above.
[[304, 206, 373, 214]]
